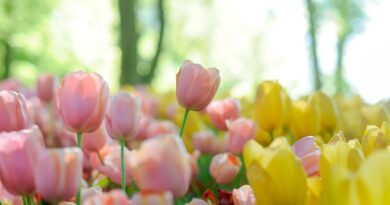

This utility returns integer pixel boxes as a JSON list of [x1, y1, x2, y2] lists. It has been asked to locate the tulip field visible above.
[[1, 60, 390, 205]]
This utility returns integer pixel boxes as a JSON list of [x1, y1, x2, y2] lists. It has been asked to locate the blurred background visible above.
[[0, 0, 389, 102]]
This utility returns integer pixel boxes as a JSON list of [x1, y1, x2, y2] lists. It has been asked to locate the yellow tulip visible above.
[[244, 138, 307, 205], [308, 91, 338, 133], [254, 81, 287, 133], [361, 125, 389, 156], [289, 100, 320, 140], [305, 177, 321, 205], [362, 102, 390, 127]]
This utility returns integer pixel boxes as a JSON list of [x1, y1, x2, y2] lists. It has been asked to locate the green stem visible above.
[[22, 196, 28, 205], [179, 109, 190, 137], [120, 139, 126, 192], [27, 196, 35, 205], [76, 132, 82, 205]]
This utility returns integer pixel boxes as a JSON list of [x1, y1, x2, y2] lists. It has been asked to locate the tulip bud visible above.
[[0, 126, 45, 195], [192, 130, 227, 154], [82, 122, 108, 152], [227, 118, 257, 154], [232, 185, 256, 205], [308, 91, 338, 133], [362, 125, 389, 156], [90, 145, 133, 185], [185, 198, 208, 205], [289, 100, 320, 140], [0, 90, 29, 132], [57, 71, 109, 133], [176, 60, 220, 111], [37, 74, 56, 102], [206, 98, 241, 130], [135, 116, 154, 140], [130, 135, 191, 197], [105, 92, 142, 141], [132, 191, 174, 205], [35, 148, 83, 202], [146, 120, 178, 139], [292, 136, 321, 177], [209, 153, 242, 185], [84, 190, 129, 205]]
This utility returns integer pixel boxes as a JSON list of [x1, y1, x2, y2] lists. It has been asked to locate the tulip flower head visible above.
[[209, 153, 242, 185], [207, 98, 241, 130], [132, 191, 174, 205], [37, 73, 56, 102], [84, 190, 129, 205], [292, 136, 321, 177], [227, 118, 257, 154], [232, 185, 256, 205], [0, 90, 29, 132]]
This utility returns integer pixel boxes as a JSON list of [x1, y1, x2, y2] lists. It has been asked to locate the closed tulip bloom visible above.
[[35, 148, 83, 202], [82, 122, 108, 152], [292, 136, 321, 177], [207, 98, 241, 130], [132, 191, 173, 205], [192, 130, 227, 154], [209, 153, 242, 185], [0, 90, 29, 132], [135, 116, 154, 140], [146, 120, 178, 139], [185, 198, 208, 205], [130, 135, 191, 197], [308, 91, 338, 133], [37, 74, 56, 102], [289, 100, 320, 140], [84, 190, 130, 205], [106, 92, 142, 141], [90, 145, 133, 185], [0, 126, 45, 195], [361, 125, 388, 157], [176, 60, 220, 111], [57, 71, 109, 133], [232, 185, 256, 205], [227, 118, 257, 154]]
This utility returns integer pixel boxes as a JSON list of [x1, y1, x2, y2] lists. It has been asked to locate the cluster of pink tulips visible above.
[[0, 61, 321, 205]]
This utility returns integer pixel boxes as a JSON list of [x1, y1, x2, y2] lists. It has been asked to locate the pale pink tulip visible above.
[[105, 92, 142, 141], [209, 153, 242, 185], [227, 118, 257, 154], [37, 74, 56, 102], [185, 198, 208, 205], [132, 191, 173, 205], [292, 136, 320, 177], [81, 186, 103, 203], [146, 120, 177, 139], [207, 98, 240, 130], [82, 122, 108, 152], [130, 135, 191, 197], [192, 130, 227, 154], [35, 148, 83, 202], [84, 190, 130, 205], [134, 87, 159, 116], [0, 78, 23, 93], [135, 116, 155, 140], [90, 145, 133, 185], [176, 60, 220, 111], [54, 121, 77, 147], [0, 126, 44, 195], [57, 71, 109, 133], [0, 90, 29, 132], [232, 185, 256, 205]]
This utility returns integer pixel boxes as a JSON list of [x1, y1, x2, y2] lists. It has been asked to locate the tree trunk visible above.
[[335, 34, 347, 94], [118, 0, 139, 85], [142, 0, 165, 83], [2, 40, 12, 79], [305, 0, 322, 91]]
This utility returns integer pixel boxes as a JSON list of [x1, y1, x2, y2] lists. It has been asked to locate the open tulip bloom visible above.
[[3, 65, 390, 205]]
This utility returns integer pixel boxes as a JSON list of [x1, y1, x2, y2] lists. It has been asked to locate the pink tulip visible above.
[[0, 126, 45, 195], [0, 78, 23, 92], [90, 145, 133, 185], [227, 118, 257, 154], [207, 98, 241, 130], [81, 186, 103, 203], [292, 136, 320, 177], [57, 71, 109, 133], [192, 130, 227, 154], [130, 135, 191, 197], [134, 87, 159, 117], [146, 120, 177, 139], [185, 198, 208, 205], [209, 153, 242, 185], [0, 90, 29, 132], [35, 148, 83, 202], [132, 191, 173, 205], [54, 121, 77, 147], [82, 122, 108, 152], [105, 92, 142, 141], [176, 60, 220, 111], [37, 74, 56, 102], [232, 185, 256, 205], [84, 190, 130, 205], [135, 116, 155, 140]]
